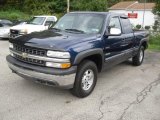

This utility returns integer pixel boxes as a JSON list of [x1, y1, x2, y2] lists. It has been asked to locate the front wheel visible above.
[[132, 46, 145, 66], [70, 60, 98, 98]]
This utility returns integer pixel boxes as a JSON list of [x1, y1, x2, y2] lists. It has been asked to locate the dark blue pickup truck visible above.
[[6, 12, 149, 97]]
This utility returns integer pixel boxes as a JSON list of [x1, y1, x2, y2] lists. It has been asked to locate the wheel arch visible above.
[[73, 49, 104, 72], [140, 39, 148, 50]]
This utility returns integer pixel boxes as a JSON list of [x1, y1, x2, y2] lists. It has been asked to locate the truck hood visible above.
[[11, 29, 100, 51], [10, 24, 44, 32]]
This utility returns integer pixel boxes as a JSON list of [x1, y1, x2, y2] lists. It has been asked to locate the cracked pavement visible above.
[[0, 40, 160, 120]]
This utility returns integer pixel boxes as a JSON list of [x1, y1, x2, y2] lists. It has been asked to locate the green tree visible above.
[[49, 0, 67, 13], [152, 0, 160, 32], [23, 0, 53, 15], [0, 0, 7, 5], [70, 0, 107, 11], [153, 0, 160, 16]]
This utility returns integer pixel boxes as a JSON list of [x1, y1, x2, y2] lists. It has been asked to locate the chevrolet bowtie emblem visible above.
[[22, 53, 28, 58]]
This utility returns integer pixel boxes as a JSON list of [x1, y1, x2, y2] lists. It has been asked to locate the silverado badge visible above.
[[22, 53, 28, 58]]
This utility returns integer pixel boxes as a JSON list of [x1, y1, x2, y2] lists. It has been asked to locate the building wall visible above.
[[109, 10, 126, 14], [109, 9, 155, 27]]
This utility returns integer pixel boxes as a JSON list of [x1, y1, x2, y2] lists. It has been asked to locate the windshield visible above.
[[27, 17, 45, 25], [54, 13, 105, 34], [0, 20, 13, 26]]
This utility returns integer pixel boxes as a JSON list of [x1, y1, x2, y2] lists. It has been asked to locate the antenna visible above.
[[142, 0, 146, 29], [67, 0, 70, 13]]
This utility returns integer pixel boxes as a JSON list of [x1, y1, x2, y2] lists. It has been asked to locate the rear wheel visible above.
[[71, 60, 98, 98], [132, 46, 144, 66]]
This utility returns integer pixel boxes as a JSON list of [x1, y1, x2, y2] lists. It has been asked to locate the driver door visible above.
[[103, 16, 128, 67]]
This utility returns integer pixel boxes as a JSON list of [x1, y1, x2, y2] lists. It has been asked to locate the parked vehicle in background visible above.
[[7, 12, 149, 98], [13, 20, 27, 26], [0, 19, 13, 39], [10, 16, 57, 38]]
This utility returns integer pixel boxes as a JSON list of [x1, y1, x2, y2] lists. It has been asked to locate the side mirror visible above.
[[110, 28, 121, 35], [106, 28, 121, 36]]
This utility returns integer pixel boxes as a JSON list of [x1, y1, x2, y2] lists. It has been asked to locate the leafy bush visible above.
[[0, 10, 30, 21], [145, 26, 150, 30], [152, 20, 160, 32], [136, 24, 141, 29], [0, 0, 108, 21], [152, 26, 158, 31], [71, 0, 107, 11], [2, 0, 108, 14], [23, 0, 53, 15]]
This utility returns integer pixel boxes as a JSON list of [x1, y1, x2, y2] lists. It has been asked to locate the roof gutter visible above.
[[126, 9, 152, 11]]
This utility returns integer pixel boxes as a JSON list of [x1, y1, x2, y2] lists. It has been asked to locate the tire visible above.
[[132, 46, 145, 66], [71, 60, 98, 98]]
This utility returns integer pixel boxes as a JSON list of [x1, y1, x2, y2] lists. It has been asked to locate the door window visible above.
[[108, 17, 122, 34], [109, 17, 121, 29]]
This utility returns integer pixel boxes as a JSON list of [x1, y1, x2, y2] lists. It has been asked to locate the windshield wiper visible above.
[[51, 27, 61, 31], [65, 29, 84, 33]]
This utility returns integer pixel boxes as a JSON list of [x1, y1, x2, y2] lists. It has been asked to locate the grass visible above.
[[149, 34, 160, 51], [149, 44, 160, 51]]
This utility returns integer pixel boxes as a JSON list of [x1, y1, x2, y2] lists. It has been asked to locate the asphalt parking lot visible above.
[[0, 39, 160, 120]]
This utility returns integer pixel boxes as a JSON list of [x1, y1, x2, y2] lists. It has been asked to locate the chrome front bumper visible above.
[[7, 62, 76, 89]]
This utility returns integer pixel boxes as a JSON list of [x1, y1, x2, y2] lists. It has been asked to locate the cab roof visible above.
[[69, 11, 128, 18]]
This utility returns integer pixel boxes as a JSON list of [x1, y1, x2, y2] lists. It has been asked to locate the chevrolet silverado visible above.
[[6, 12, 149, 98]]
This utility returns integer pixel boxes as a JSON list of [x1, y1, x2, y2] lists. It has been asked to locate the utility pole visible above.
[[142, 0, 146, 29], [67, 0, 70, 13]]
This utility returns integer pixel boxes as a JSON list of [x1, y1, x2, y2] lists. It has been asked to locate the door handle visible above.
[[122, 38, 126, 41], [121, 38, 127, 47], [122, 39, 126, 43]]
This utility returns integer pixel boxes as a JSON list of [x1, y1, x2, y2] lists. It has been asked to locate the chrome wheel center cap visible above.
[[82, 69, 94, 91]]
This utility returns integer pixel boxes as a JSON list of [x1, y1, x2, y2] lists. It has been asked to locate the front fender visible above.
[[140, 38, 148, 49]]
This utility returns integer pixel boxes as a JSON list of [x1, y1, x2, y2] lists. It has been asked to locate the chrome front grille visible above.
[[13, 44, 46, 56], [10, 29, 19, 35], [14, 54, 45, 66], [12, 44, 47, 66]]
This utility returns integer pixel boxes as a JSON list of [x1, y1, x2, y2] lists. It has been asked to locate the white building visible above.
[[109, 1, 155, 28]]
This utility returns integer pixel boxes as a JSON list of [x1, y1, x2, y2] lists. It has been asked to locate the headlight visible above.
[[20, 29, 28, 34], [46, 62, 71, 69], [47, 51, 70, 58], [9, 43, 13, 49]]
